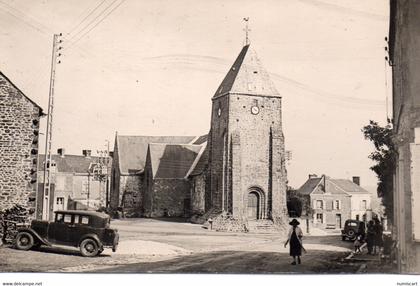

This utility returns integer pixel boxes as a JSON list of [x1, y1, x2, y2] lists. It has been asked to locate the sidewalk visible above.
[[344, 244, 398, 273]]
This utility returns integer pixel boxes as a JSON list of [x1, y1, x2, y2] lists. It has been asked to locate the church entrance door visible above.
[[247, 192, 259, 220]]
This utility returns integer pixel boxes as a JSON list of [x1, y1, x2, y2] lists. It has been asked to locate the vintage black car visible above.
[[15, 210, 119, 257], [341, 219, 366, 241]]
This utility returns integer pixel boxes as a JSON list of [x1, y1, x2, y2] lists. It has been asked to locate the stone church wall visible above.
[[119, 175, 143, 216], [190, 174, 206, 215], [146, 179, 191, 217]]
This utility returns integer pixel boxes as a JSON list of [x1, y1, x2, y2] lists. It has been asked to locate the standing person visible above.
[[366, 220, 375, 255], [284, 219, 304, 265], [373, 217, 384, 254]]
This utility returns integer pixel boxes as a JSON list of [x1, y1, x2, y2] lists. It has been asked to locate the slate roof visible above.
[[297, 175, 371, 196], [296, 177, 322, 195], [330, 179, 370, 194], [116, 135, 196, 174], [0, 71, 44, 115], [147, 143, 203, 179], [189, 145, 209, 176], [38, 154, 100, 173], [192, 134, 208, 145], [213, 44, 280, 99]]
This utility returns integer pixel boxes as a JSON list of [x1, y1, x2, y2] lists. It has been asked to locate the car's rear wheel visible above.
[[15, 232, 34, 251], [80, 238, 99, 257]]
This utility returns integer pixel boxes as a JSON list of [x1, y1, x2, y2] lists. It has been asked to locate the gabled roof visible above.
[[213, 44, 280, 99], [296, 175, 371, 196], [330, 179, 370, 194], [38, 154, 101, 173], [0, 71, 44, 115], [296, 177, 323, 195], [116, 135, 196, 174], [147, 143, 203, 179]]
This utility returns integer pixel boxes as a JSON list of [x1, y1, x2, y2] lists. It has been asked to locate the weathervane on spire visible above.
[[243, 17, 250, 46]]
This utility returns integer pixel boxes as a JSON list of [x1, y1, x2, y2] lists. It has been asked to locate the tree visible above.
[[362, 120, 396, 221]]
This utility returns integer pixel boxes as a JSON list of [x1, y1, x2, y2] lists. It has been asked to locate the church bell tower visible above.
[[208, 42, 288, 223]]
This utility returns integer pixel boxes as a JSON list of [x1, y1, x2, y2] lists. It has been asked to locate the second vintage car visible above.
[[341, 219, 366, 241], [15, 210, 119, 257]]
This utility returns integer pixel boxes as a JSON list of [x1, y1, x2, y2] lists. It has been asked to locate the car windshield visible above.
[[347, 222, 358, 227]]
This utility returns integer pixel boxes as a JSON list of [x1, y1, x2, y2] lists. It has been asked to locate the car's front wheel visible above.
[[80, 238, 99, 257], [15, 232, 34, 251]]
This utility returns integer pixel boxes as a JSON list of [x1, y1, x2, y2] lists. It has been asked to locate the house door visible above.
[[247, 192, 259, 220], [336, 214, 342, 229]]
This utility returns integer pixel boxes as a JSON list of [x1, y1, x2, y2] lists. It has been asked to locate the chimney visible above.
[[57, 148, 65, 157], [352, 176, 360, 186], [308, 174, 318, 179], [83, 150, 91, 158]]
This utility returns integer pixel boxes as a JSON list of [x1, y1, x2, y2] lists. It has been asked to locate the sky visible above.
[[0, 0, 390, 189]]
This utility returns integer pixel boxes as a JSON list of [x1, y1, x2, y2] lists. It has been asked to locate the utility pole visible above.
[[243, 17, 250, 46], [42, 33, 63, 221], [96, 142, 110, 209], [105, 140, 110, 208]]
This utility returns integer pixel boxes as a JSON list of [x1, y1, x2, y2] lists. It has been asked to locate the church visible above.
[[110, 42, 288, 226]]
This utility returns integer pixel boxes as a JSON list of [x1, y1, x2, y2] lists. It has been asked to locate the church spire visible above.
[[213, 44, 280, 99]]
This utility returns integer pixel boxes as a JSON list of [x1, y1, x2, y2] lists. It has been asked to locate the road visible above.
[[0, 218, 360, 273]]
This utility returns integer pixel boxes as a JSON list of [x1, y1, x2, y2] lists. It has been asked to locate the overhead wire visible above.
[[65, 0, 124, 48], [65, 0, 107, 37]]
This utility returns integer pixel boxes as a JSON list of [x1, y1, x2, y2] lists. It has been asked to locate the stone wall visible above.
[[119, 175, 143, 216], [190, 174, 206, 215], [228, 94, 287, 220], [0, 73, 42, 215], [208, 92, 288, 223], [145, 178, 191, 217]]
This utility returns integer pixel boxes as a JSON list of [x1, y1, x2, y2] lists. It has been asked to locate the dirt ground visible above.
[[0, 218, 364, 273]]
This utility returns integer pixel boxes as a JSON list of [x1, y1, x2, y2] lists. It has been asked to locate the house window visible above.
[[361, 200, 367, 210], [56, 197, 64, 205], [334, 200, 340, 210], [56, 197, 64, 210], [316, 200, 323, 209], [316, 213, 323, 224]]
